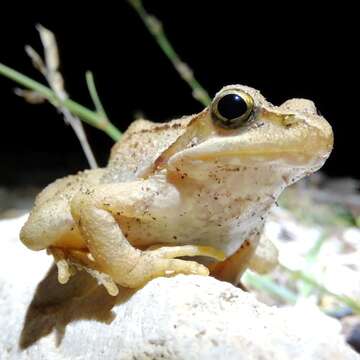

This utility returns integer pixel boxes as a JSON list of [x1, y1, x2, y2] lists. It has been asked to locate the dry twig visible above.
[[17, 25, 98, 169]]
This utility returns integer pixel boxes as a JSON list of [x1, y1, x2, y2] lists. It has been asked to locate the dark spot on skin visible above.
[[224, 167, 240, 172], [214, 196, 218, 200], [173, 236, 177, 240], [154, 156, 165, 168], [135, 122, 183, 135]]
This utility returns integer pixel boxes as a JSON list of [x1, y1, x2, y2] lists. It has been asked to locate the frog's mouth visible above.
[[169, 112, 334, 169]]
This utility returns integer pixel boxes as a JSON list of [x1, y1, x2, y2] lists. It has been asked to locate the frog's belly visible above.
[[121, 214, 260, 257]]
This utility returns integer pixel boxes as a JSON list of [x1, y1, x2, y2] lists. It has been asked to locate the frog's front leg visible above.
[[70, 180, 224, 294]]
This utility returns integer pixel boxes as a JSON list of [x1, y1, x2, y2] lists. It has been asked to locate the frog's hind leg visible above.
[[70, 181, 224, 294], [209, 238, 257, 283], [210, 233, 278, 284], [20, 170, 104, 251]]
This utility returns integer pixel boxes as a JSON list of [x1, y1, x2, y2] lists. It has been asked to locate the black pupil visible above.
[[217, 94, 248, 121]]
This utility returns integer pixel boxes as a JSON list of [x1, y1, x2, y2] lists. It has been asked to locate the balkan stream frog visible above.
[[20, 85, 333, 296]]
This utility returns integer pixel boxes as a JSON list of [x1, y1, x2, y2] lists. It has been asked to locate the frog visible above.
[[20, 85, 333, 296]]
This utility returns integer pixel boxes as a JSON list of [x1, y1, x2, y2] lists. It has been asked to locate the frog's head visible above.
[[167, 84, 333, 188]]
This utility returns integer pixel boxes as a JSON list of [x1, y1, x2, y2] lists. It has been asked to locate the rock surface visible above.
[[0, 215, 359, 360]]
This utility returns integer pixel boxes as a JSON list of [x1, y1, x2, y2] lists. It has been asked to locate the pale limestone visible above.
[[0, 215, 358, 360]]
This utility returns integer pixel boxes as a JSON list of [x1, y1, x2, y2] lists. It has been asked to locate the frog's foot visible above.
[[129, 244, 226, 287], [50, 247, 120, 296]]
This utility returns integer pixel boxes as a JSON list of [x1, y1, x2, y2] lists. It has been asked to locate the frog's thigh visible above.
[[20, 198, 82, 251], [70, 181, 210, 289]]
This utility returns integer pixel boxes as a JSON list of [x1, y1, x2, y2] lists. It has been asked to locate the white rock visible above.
[[0, 215, 359, 360]]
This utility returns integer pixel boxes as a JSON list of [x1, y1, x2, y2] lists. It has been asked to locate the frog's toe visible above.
[[147, 244, 226, 261], [160, 258, 210, 277], [124, 255, 210, 288], [50, 248, 73, 284], [146, 257, 210, 282]]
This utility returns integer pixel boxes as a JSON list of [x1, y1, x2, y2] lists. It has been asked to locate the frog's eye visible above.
[[211, 90, 254, 129]]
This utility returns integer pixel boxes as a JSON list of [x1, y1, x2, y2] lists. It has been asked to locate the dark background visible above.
[[0, 2, 357, 187]]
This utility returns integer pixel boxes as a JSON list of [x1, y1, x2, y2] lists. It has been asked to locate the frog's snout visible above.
[[278, 98, 334, 154], [258, 103, 334, 168]]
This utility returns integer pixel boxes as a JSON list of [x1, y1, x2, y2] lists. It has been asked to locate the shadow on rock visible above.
[[19, 264, 134, 349]]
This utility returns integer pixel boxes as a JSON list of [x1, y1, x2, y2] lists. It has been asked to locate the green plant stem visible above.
[[0, 62, 121, 141], [284, 266, 360, 314], [85, 71, 108, 118], [243, 270, 298, 304], [299, 231, 328, 298], [128, 0, 211, 107], [244, 266, 360, 314]]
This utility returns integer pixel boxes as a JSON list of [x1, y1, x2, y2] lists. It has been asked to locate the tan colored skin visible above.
[[20, 85, 333, 296]]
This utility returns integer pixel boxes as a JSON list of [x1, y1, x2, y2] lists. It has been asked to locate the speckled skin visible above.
[[20, 85, 333, 295]]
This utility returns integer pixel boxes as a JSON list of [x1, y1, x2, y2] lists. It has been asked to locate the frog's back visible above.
[[101, 116, 193, 183]]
